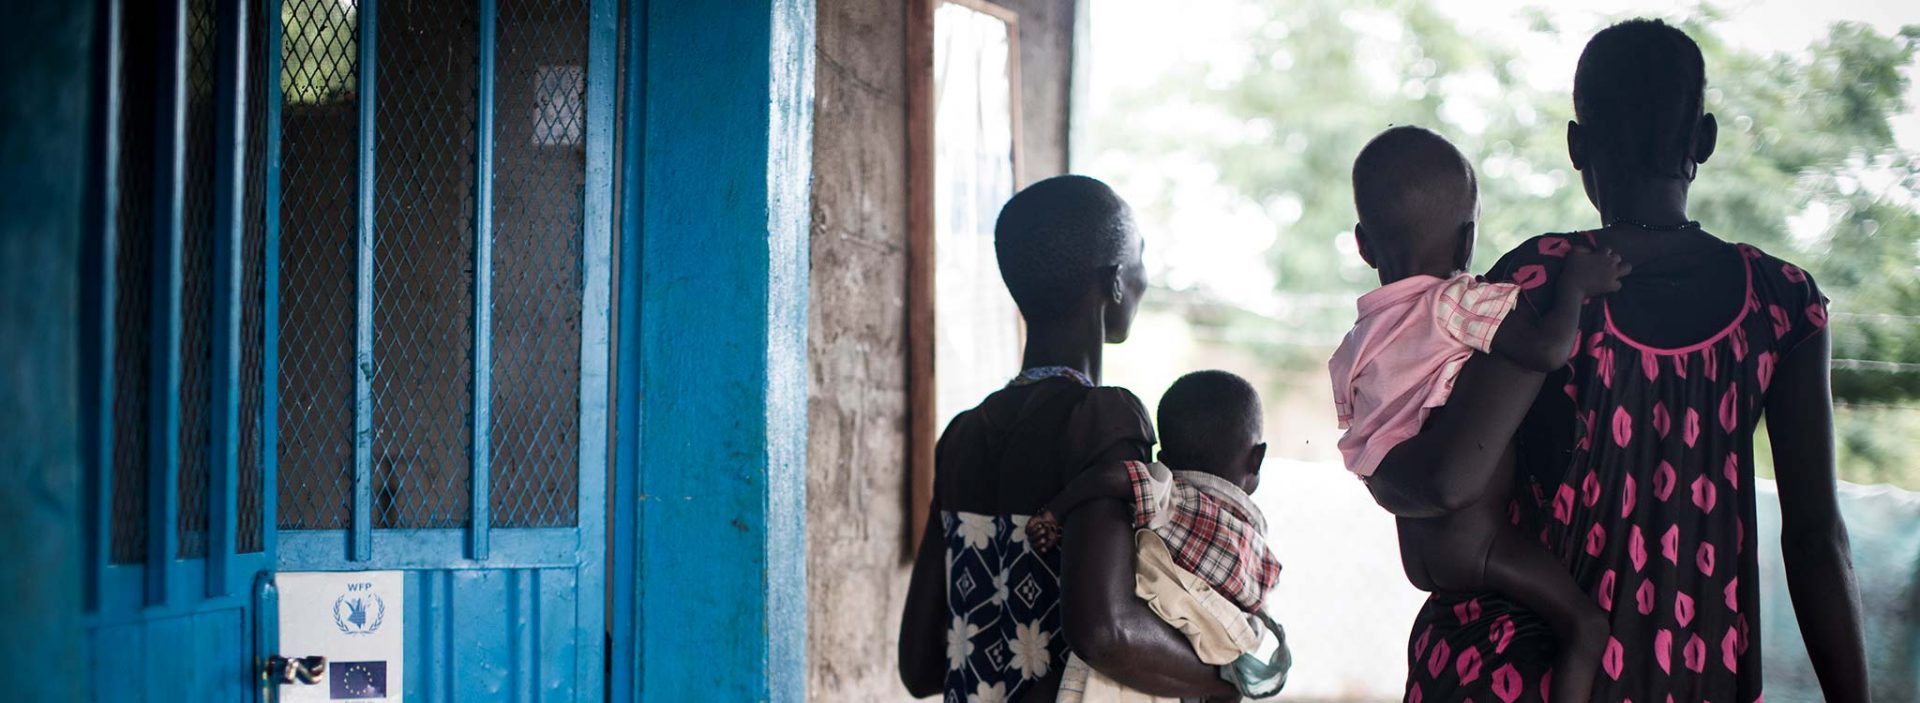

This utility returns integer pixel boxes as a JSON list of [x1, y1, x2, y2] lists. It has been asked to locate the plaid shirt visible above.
[[1125, 461, 1280, 613], [1434, 274, 1519, 356]]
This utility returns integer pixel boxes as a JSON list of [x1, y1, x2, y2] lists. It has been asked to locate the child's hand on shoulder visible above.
[[1026, 510, 1063, 553], [1560, 244, 1632, 298]]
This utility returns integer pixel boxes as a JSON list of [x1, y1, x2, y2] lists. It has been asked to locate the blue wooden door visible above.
[[83, 0, 284, 699], [270, 0, 614, 699]]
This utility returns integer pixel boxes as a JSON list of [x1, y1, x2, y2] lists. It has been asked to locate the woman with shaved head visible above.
[[1365, 19, 1870, 702]]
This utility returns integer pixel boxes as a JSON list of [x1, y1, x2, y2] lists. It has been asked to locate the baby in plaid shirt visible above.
[[1028, 370, 1290, 700], [1331, 126, 1629, 703]]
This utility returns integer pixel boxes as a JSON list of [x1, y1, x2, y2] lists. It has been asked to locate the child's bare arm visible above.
[[1372, 245, 1626, 517], [1490, 245, 1630, 372], [1365, 352, 1544, 518]]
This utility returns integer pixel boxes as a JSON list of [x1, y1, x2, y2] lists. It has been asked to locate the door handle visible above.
[[267, 655, 328, 685]]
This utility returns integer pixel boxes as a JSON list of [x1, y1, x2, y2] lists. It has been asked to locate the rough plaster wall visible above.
[[806, 0, 1075, 699], [807, 0, 914, 697], [998, 0, 1075, 183]]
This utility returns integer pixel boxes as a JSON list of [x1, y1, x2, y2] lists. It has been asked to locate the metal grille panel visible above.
[[278, 0, 594, 532], [278, 0, 360, 530], [490, 0, 587, 527], [110, 0, 160, 564], [238, 0, 270, 554], [178, 0, 219, 559], [371, 0, 478, 529]]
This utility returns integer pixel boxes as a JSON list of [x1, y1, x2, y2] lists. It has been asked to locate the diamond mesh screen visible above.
[[490, 0, 586, 528], [110, 0, 160, 565], [238, 0, 270, 554], [371, 0, 478, 529], [278, 0, 591, 532], [178, 0, 218, 559], [278, 0, 359, 530]]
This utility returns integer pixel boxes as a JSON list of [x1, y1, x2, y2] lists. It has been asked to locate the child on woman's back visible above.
[[1029, 370, 1290, 702], [900, 175, 1241, 702], [1330, 126, 1629, 703]]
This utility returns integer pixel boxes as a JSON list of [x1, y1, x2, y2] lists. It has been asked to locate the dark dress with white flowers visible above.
[[936, 368, 1156, 703]]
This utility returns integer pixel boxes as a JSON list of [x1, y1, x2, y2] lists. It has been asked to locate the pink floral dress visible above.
[[1402, 233, 1828, 703]]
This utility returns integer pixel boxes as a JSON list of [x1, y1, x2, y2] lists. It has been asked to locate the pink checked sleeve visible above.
[[1435, 276, 1522, 354]]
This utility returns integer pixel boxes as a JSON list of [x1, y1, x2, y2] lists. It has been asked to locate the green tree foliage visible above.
[[282, 0, 358, 104], [1092, 0, 1920, 485]]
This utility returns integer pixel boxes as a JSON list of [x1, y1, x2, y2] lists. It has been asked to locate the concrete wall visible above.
[[805, 0, 1075, 698], [1004, 0, 1076, 182]]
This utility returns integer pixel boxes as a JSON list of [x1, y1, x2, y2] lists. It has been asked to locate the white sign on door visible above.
[[279, 571, 405, 702]]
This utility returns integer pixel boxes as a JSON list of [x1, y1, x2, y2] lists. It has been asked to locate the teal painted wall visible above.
[[618, 0, 815, 699], [0, 0, 95, 699]]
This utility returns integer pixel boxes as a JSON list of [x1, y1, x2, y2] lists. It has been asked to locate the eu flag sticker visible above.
[[330, 660, 387, 700]]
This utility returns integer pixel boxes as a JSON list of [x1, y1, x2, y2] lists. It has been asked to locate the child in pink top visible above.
[[1331, 273, 1526, 476], [1329, 126, 1630, 703]]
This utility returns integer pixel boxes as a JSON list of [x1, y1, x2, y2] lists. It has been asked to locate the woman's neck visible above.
[[1595, 175, 1692, 228], [1020, 316, 1105, 384]]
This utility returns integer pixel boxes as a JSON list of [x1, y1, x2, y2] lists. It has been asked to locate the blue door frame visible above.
[[609, 0, 814, 699]]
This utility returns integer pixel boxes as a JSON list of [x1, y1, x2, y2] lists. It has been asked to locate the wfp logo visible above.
[[333, 588, 387, 636]]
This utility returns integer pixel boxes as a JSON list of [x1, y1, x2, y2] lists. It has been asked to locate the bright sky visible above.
[[1448, 0, 1920, 146], [1081, 0, 1920, 309]]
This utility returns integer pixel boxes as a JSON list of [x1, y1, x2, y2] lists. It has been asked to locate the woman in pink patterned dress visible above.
[[1366, 19, 1870, 702]]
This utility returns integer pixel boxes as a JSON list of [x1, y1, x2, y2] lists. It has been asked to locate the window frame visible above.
[[905, 0, 1026, 554]]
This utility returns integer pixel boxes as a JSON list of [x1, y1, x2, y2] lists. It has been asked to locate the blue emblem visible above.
[[332, 591, 386, 636]]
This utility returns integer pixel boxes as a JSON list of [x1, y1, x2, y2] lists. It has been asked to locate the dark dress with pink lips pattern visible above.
[[1400, 232, 1829, 703]]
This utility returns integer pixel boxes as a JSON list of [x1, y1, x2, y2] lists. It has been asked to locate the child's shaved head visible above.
[[1351, 126, 1478, 270], [1157, 370, 1264, 485]]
